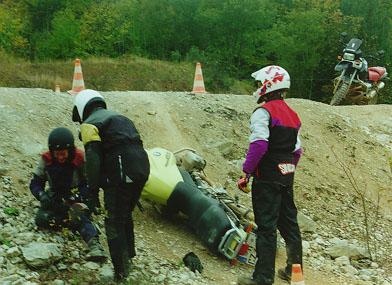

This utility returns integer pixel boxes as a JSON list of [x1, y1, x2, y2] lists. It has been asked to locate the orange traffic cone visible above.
[[191, 62, 206, 94], [54, 84, 61, 93], [68, 58, 85, 95], [291, 264, 305, 285]]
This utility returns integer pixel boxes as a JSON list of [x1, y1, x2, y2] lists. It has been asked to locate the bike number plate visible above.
[[237, 232, 257, 266]]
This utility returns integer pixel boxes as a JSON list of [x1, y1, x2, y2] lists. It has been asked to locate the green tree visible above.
[[0, 2, 28, 56], [197, 0, 279, 77], [34, 9, 81, 59], [263, 0, 361, 101], [80, 1, 136, 57]]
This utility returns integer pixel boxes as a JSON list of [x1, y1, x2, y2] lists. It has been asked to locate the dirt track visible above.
[[0, 88, 391, 284]]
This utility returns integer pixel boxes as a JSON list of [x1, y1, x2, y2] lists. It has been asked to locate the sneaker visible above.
[[277, 268, 291, 282], [237, 276, 270, 285], [86, 237, 107, 262]]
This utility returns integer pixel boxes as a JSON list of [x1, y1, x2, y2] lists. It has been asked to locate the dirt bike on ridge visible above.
[[330, 33, 389, 106]]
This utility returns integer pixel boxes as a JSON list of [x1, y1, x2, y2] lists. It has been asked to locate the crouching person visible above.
[[29, 127, 107, 262]]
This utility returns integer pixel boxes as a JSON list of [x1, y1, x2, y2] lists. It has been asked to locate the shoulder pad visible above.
[[41, 151, 53, 165], [72, 148, 85, 167], [80, 123, 101, 145]]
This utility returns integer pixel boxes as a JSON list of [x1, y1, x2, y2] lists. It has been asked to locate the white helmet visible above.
[[251, 65, 290, 103], [72, 89, 106, 122]]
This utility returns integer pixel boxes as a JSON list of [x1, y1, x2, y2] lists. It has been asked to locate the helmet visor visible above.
[[72, 106, 81, 123]]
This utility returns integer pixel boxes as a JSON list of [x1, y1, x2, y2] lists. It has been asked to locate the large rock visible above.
[[21, 242, 62, 268], [99, 264, 114, 283], [325, 239, 370, 260], [298, 212, 318, 233]]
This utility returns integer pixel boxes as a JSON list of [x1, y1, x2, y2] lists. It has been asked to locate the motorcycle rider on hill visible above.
[[29, 127, 107, 262], [72, 89, 150, 282], [237, 66, 303, 285]]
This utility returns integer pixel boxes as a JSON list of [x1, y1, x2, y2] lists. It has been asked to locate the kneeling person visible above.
[[29, 127, 106, 262]]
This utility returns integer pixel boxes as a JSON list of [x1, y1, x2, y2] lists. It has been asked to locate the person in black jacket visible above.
[[29, 127, 106, 262], [237, 66, 303, 285], [72, 89, 150, 281]]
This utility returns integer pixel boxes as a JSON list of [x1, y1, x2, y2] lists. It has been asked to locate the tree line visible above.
[[0, 0, 391, 102]]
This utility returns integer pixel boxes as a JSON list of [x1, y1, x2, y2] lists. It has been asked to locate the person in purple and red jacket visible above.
[[237, 66, 303, 285]]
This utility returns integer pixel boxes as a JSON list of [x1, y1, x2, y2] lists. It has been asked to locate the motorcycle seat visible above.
[[368, 67, 387, 81]]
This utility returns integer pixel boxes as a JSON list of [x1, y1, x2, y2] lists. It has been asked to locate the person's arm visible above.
[[29, 158, 51, 208], [75, 159, 89, 201], [80, 123, 103, 191], [238, 109, 270, 192], [293, 132, 303, 166], [84, 142, 103, 191], [29, 159, 46, 200], [80, 123, 103, 213], [77, 165, 100, 212], [242, 108, 270, 175]]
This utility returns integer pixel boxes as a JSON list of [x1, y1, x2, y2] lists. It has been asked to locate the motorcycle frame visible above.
[[333, 57, 363, 93]]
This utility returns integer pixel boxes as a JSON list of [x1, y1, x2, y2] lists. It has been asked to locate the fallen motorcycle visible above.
[[330, 33, 388, 105], [141, 147, 257, 266]]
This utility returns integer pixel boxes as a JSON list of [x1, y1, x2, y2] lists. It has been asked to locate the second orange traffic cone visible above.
[[68, 58, 85, 95], [191, 62, 206, 94], [291, 264, 305, 285]]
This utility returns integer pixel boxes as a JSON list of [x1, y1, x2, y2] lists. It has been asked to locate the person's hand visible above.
[[183, 252, 203, 273], [39, 191, 51, 209], [237, 174, 250, 193]]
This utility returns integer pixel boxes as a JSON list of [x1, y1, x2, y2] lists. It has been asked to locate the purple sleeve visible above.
[[293, 148, 303, 166], [242, 140, 268, 174]]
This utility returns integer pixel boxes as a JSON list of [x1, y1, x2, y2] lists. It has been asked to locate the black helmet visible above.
[[48, 127, 75, 151]]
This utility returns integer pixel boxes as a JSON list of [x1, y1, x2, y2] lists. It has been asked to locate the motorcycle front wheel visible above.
[[330, 81, 350, 106], [329, 81, 350, 106]]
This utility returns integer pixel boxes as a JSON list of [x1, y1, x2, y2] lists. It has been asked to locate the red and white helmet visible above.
[[251, 65, 290, 103]]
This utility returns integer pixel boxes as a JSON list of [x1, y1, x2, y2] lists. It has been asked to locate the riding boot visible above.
[[111, 250, 130, 282], [106, 219, 130, 281], [278, 241, 303, 281], [125, 218, 136, 258]]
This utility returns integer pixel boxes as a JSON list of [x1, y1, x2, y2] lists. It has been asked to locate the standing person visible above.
[[72, 89, 150, 281], [237, 66, 303, 285], [29, 127, 107, 262]]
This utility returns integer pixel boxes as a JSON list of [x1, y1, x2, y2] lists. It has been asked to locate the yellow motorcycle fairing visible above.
[[141, 148, 183, 205]]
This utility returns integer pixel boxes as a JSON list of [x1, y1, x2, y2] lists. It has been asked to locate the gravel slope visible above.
[[0, 87, 391, 284]]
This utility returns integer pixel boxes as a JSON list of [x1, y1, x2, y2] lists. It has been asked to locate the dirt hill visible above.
[[0, 88, 391, 285]]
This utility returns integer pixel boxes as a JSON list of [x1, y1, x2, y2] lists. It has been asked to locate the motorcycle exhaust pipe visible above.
[[377, 81, 385, 90], [367, 82, 385, 99]]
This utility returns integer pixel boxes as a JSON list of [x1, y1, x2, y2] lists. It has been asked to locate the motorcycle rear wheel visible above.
[[330, 81, 349, 106]]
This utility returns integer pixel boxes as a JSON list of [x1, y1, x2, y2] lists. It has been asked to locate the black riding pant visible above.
[[104, 183, 143, 278], [251, 179, 302, 285]]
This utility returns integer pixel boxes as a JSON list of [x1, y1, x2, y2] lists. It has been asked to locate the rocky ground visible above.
[[0, 88, 391, 285]]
